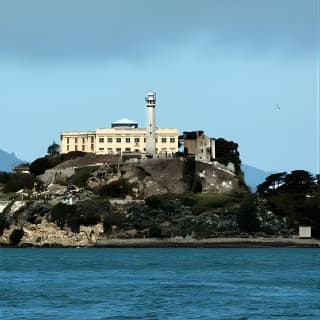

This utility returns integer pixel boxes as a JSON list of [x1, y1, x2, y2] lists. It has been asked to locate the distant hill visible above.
[[241, 164, 273, 192], [0, 149, 24, 172]]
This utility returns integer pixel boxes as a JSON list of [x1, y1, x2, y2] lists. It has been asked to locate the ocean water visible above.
[[0, 248, 319, 320]]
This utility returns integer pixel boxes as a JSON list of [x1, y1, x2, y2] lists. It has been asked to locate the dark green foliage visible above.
[[72, 166, 98, 188], [257, 170, 320, 237], [149, 224, 163, 238], [9, 229, 24, 246], [50, 199, 111, 233], [191, 193, 235, 215], [257, 172, 287, 195], [50, 203, 76, 229], [215, 138, 241, 174], [29, 156, 59, 176], [0, 172, 35, 193], [283, 170, 314, 196], [236, 195, 260, 233], [145, 192, 236, 215], [145, 193, 197, 211], [98, 179, 133, 198], [59, 151, 87, 162], [0, 213, 8, 236], [30, 152, 87, 176], [103, 212, 126, 235]]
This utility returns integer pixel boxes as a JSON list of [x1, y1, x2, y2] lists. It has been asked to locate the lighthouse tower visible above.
[[145, 91, 156, 155]]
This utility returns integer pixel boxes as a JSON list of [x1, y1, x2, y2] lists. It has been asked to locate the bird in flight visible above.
[[276, 104, 280, 110]]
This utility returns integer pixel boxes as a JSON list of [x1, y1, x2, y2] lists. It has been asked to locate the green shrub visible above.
[[98, 179, 133, 198], [146, 192, 236, 215], [50, 203, 76, 229], [145, 193, 197, 210], [72, 166, 98, 188], [215, 138, 242, 174], [0, 172, 35, 193], [59, 151, 87, 162], [236, 195, 260, 233], [51, 200, 111, 233], [9, 229, 24, 246], [29, 156, 60, 176], [149, 224, 163, 238], [192, 193, 235, 215], [103, 212, 126, 234]]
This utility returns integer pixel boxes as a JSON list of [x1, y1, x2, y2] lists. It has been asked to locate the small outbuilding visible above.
[[299, 226, 311, 238]]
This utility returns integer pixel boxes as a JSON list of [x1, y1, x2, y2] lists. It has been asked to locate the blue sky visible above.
[[0, 0, 319, 173]]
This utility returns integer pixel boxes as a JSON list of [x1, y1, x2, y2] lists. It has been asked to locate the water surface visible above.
[[0, 248, 319, 319]]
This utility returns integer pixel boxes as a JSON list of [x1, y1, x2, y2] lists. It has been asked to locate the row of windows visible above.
[[66, 137, 95, 144], [97, 147, 175, 153], [66, 144, 94, 152], [98, 137, 176, 144]]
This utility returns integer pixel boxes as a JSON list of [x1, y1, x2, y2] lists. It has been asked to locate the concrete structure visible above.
[[60, 93, 178, 157], [299, 226, 312, 238], [12, 164, 30, 174], [183, 131, 215, 162], [145, 91, 156, 155]]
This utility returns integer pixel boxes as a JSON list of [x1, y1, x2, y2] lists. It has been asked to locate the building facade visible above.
[[183, 131, 215, 162], [60, 127, 178, 156], [60, 92, 179, 157]]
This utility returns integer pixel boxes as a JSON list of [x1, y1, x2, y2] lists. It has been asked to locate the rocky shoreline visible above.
[[1, 237, 319, 248], [95, 237, 320, 248]]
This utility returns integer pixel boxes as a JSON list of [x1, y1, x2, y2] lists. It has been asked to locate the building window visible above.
[[134, 149, 139, 152], [126, 138, 130, 143], [75, 138, 78, 143], [116, 148, 121, 154], [99, 137, 104, 143], [116, 138, 121, 143], [170, 138, 175, 143], [125, 148, 131, 152], [155, 138, 158, 143], [99, 147, 104, 151], [144, 148, 146, 151], [144, 138, 146, 143], [82, 145, 85, 151], [91, 144, 94, 151], [108, 137, 113, 143], [82, 137, 85, 143], [67, 138, 69, 144], [67, 145, 69, 151], [134, 138, 140, 143], [75, 145, 78, 151], [107, 148, 113, 154], [91, 137, 94, 143], [161, 138, 167, 143]]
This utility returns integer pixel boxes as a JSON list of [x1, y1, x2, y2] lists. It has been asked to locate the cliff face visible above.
[[1, 220, 103, 247], [0, 157, 252, 247], [40, 158, 245, 198]]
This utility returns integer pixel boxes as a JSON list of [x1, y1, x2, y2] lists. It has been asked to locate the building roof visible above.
[[112, 118, 137, 125]]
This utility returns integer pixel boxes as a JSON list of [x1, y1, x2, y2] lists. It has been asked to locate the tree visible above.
[[256, 172, 287, 195], [47, 141, 60, 157], [215, 138, 241, 173], [283, 170, 314, 196], [236, 195, 260, 233]]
